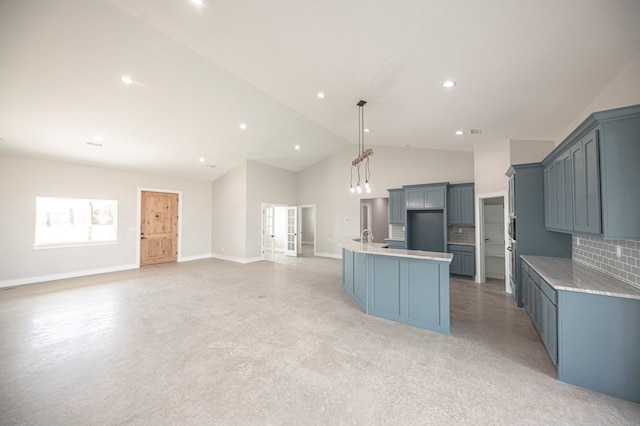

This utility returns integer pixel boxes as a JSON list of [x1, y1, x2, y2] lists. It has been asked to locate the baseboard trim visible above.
[[315, 252, 341, 259], [178, 253, 212, 262], [210, 253, 263, 264], [0, 263, 139, 289]]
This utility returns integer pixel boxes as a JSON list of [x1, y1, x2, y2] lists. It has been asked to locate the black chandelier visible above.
[[350, 100, 373, 194]]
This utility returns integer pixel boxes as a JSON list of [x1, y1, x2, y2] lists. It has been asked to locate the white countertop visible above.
[[330, 237, 453, 263], [521, 255, 640, 300], [448, 242, 475, 246]]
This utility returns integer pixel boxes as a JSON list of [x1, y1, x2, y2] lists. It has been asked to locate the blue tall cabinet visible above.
[[506, 164, 572, 307]]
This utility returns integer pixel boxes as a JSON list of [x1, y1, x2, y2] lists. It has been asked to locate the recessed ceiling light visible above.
[[455, 130, 464, 135], [317, 92, 325, 99], [191, 0, 204, 6], [442, 80, 456, 88], [239, 122, 247, 130], [121, 75, 133, 85], [294, 145, 300, 150], [364, 128, 370, 133], [93, 135, 104, 142], [199, 157, 205, 163]]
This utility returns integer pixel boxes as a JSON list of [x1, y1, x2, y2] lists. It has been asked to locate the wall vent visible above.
[[470, 129, 482, 135]]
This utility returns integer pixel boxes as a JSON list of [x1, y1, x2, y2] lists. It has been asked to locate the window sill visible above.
[[33, 241, 118, 250]]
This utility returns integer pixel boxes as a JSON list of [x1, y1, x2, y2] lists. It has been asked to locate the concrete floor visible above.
[[1, 255, 639, 425]]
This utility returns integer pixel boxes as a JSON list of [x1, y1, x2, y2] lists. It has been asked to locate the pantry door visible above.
[[140, 191, 178, 266]]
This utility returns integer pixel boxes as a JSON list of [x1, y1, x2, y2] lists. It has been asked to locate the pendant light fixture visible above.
[[350, 100, 373, 194]]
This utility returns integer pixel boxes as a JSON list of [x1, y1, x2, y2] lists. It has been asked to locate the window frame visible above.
[[33, 196, 119, 249]]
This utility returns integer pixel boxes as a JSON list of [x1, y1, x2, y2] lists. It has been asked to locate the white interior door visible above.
[[262, 204, 275, 261], [285, 206, 297, 257]]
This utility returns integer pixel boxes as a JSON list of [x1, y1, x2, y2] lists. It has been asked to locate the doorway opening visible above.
[[138, 189, 182, 267], [299, 205, 316, 257], [359, 197, 389, 243], [476, 191, 509, 292]]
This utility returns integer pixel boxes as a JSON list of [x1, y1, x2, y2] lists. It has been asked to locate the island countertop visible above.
[[330, 236, 453, 263]]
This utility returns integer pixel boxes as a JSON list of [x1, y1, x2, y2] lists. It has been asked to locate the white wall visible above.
[[473, 139, 511, 195], [245, 161, 297, 259], [210, 160, 296, 261], [556, 54, 640, 144], [0, 155, 212, 286], [509, 139, 556, 165], [297, 145, 475, 257], [211, 161, 247, 260]]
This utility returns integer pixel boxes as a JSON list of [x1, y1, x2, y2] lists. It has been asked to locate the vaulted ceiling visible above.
[[1, 0, 639, 181]]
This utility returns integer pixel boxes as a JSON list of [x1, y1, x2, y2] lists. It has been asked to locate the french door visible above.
[[262, 204, 275, 261], [284, 206, 297, 257]]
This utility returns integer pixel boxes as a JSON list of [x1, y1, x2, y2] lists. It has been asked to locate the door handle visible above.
[[506, 247, 513, 251]]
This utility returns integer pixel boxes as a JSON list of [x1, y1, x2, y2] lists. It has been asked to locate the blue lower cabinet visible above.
[[523, 258, 640, 403], [341, 248, 450, 335], [558, 291, 640, 403], [448, 244, 475, 278]]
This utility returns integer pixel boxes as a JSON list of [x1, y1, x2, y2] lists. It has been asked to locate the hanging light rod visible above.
[[350, 100, 373, 194]]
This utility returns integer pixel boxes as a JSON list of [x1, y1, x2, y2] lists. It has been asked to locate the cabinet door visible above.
[[461, 251, 475, 277], [544, 167, 552, 228], [572, 129, 601, 234], [388, 191, 405, 225], [450, 251, 461, 275], [448, 187, 462, 225], [342, 249, 354, 295], [539, 292, 558, 366], [508, 176, 515, 217], [556, 153, 574, 231], [405, 187, 425, 209], [461, 186, 475, 225], [425, 187, 445, 208]]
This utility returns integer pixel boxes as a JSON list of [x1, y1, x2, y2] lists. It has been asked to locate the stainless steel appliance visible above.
[[507, 238, 517, 294]]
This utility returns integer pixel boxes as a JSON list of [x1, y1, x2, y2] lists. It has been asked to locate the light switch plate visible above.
[[616, 245, 622, 258]]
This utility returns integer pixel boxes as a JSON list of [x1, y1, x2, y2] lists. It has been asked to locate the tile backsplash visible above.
[[572, 235, 640, 289], [389, 224, 405, 241], [448, 226, 475, 244]]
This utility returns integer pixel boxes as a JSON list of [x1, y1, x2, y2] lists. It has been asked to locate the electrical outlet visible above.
[[458, 228, 462, 234], [577, 237, 580, 246], [616, 245, 622, 258]]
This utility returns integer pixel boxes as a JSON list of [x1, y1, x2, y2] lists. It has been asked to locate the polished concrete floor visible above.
[[1, 255, 639, 425]]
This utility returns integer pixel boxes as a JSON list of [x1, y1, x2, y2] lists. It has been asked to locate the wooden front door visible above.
[[140, 191, 178, 266]]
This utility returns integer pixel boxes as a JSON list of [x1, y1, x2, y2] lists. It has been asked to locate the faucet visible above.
[[361, 229, 374, 245]]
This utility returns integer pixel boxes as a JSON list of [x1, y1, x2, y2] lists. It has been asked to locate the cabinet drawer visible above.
[[538, 277, 557, 305], [448, 244, 474, 253]]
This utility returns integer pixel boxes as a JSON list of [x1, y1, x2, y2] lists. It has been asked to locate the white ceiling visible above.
[[1, 0, 639, 181]]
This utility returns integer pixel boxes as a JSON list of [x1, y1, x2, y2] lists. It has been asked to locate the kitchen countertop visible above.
[[331, 237, 453, 263], [521, 255, 640, 300], [448, 242, 475, 246]]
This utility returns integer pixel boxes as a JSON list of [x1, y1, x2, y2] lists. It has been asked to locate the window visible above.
[[35, 197, 118, 247]]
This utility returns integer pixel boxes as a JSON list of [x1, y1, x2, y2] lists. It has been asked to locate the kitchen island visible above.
[[331, 237, 453, 335]]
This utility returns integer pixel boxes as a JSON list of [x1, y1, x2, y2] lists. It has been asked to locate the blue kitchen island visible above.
[[331, 237, 453, 335]]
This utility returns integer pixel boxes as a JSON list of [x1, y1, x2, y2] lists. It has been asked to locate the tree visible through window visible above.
[[35, 197, 118, 246]]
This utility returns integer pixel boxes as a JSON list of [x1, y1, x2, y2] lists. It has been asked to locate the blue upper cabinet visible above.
[[543, 104, 640, 239], [448, 184, 474, 226], [404, 183, 447, 209], [388, 189, 405, 225]]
